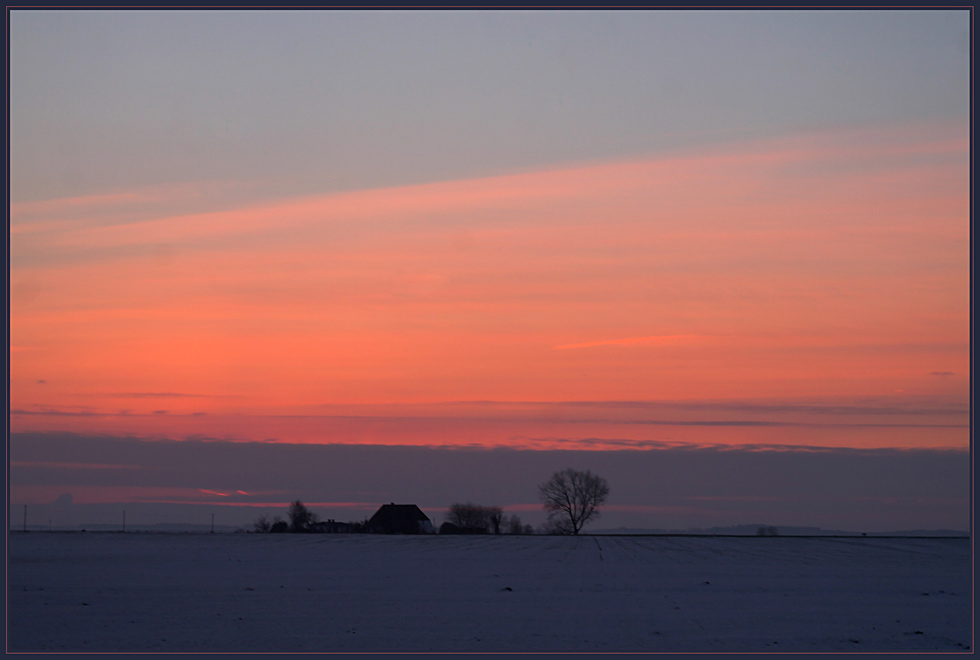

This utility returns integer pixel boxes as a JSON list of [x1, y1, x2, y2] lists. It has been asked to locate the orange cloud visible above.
[[9, 121, 969, 450], [553, 335, 705, 350]]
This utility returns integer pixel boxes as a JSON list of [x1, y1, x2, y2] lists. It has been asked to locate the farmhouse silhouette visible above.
[[367, 503, 434, 534]]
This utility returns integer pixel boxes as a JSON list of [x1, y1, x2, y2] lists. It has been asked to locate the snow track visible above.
[[7, 533, 971, 652]]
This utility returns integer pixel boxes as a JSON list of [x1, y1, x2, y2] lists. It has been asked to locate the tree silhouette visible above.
[[538, 468, 609, 535], [288, 500, 316, 533], [446, 503, 506, 534], [447, 503, 488, 532], [486, 506, 503, 534], [253, 515, 272, 533], [506, 514, 533, 534]]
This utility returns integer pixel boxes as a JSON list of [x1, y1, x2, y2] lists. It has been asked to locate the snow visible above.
[[7, 532, 972, 652]]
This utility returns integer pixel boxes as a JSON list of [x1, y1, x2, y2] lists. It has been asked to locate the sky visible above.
[[8, 9, 972, 532]]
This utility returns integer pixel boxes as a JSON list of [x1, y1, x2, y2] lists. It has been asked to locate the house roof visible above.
[[369, 503, 430, 524], [368, 503, 430, 533]]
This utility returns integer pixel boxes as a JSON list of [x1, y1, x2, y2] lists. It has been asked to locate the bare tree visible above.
[[446, 503, 506, 533], [486, 506, 503, 534], [288, 500, 315, 533], [538, 468, 610, 535], [506, 514, 534, 535], [447, 503, 489, 532], [253, 515, 272, 533]]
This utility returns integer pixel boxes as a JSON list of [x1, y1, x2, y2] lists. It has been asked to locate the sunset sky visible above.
[[8, 10, 971, 532]]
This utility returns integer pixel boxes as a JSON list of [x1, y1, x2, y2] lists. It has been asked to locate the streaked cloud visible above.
[[110, 392, 243, 399], [9, 390, 969, 452], [554, 335, 704, 350], [10, 461, 142, 471], [8, 432, 969, 532], [11, 124, 969, 422], [9, 12, 969, 535], [198, 488, 230, 497]]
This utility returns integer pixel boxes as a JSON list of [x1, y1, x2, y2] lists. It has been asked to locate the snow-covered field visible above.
[[7, 532, 972, 652]]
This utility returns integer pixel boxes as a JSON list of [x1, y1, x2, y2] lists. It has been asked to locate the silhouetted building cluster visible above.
[[256, 502, 533, 535]]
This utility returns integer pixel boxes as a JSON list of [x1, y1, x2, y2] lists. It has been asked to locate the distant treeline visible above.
[[251, 500, 536, 535], [252, 501, 366, 534], [255, 468, 610, 535], [439, 502, 533, 535]]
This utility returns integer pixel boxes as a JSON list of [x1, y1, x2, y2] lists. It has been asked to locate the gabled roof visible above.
[[368, 503, 431, 534]]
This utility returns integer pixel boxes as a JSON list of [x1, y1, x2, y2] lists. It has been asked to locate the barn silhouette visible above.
[[367, 503, 434, 534]]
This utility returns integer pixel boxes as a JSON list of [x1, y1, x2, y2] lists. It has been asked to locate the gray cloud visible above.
[[11, 11, 968, 204], [442, 398, 970, 417], [10, 402, 969, 429], [11, 409, 100, 417], [9, 432, 969, 533]]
